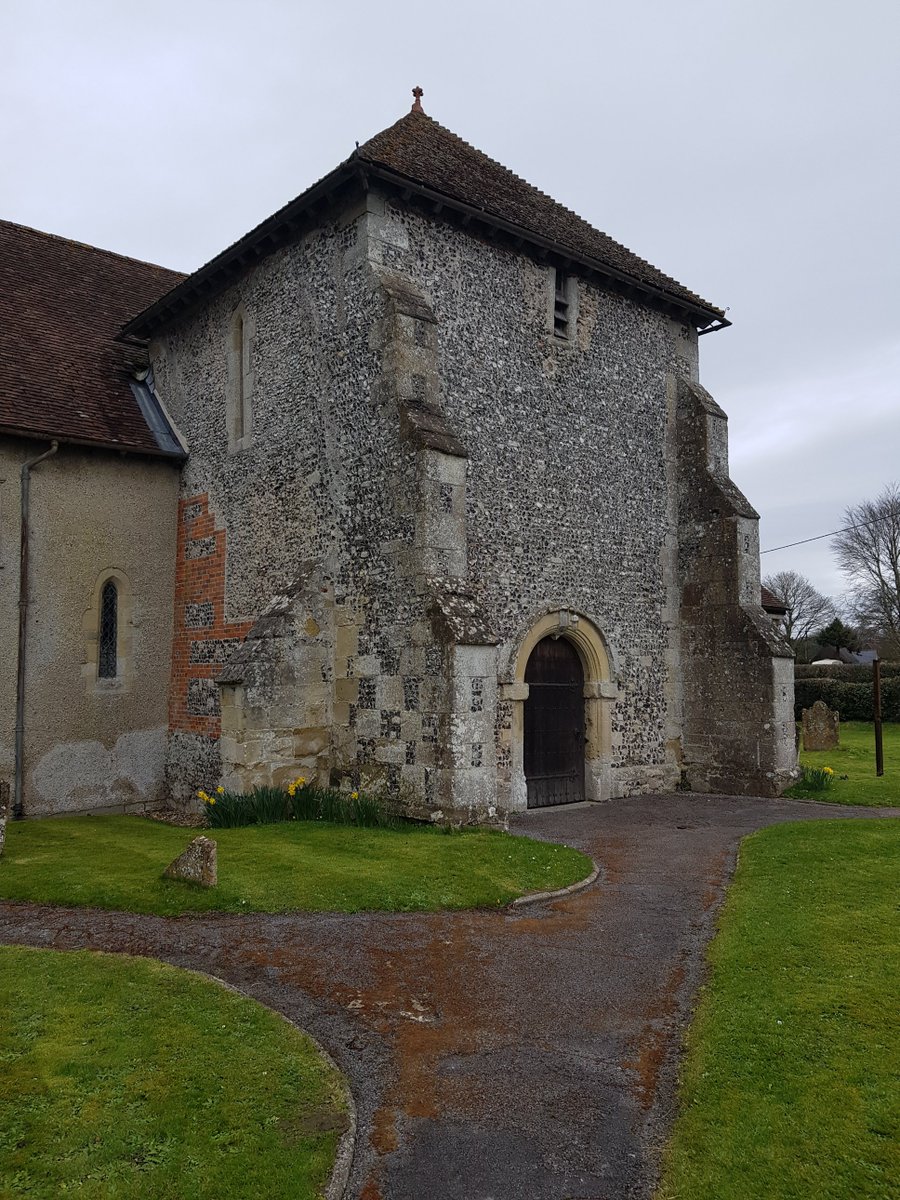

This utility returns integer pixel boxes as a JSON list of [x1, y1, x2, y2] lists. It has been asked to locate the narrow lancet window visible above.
[[228, 307, 252, 451], [98, 580, 118, 678], [234, 313, 245, 443]]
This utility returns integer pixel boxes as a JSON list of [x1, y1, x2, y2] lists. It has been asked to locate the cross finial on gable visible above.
[[411, 86, 424, 113]]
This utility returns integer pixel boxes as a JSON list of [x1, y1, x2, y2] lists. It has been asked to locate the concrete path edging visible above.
[[509, 859, 601, 907], [204, 972, 357, 1200]]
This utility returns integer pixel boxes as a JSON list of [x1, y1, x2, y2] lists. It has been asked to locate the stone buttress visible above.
[[367, 262, 500, 819], [675, 376, 795, 795]]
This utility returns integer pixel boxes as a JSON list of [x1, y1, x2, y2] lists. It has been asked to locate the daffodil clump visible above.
[[798, 764, 836, 792], [196, 786, 226, 806], [197, 776, 398, 830]]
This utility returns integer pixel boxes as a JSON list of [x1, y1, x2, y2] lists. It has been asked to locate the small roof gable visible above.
[[124, 104, 727, 338], [761, 585, 788, 615], [0, 220, 186, 455]]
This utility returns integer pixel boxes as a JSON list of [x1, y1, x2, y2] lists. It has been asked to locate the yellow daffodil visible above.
[[350, 791, 359, 800], [209, 797, 216, 805], [216, 785, 225, 794]]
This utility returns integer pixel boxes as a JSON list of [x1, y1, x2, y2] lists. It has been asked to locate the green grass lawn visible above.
[[0, 947, 346, 1199], [0, 815, 591, 915], [658, 818, 900, 1200], [786, 720, 900, 806]]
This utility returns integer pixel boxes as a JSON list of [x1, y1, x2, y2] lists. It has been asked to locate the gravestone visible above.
[[163, 835, 217, 887], [801, 700, 840, 752]]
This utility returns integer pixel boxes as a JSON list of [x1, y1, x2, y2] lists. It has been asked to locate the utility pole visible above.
[[873, 656, 884, 777]]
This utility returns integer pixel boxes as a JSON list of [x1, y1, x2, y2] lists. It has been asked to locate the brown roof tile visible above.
[[0, 220, 185, 453], [357, 111, 722, 318], [761, 585, 788, 613]]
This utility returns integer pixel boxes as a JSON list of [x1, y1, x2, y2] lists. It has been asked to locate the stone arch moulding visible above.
[[82, 567, 134, 695], [501, 609, 618, 810]]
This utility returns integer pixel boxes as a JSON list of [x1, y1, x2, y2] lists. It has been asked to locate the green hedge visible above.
[[795, 662, 900, 683], [794, 677, 900, 722]]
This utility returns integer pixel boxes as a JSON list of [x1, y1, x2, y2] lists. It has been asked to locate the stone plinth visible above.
[[801, 700, 840, 751], [163, 835, 217, 887]]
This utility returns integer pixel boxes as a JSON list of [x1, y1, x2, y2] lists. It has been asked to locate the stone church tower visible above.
[[121, 94, 794, 818]]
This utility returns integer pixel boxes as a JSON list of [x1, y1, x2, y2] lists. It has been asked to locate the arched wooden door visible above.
[[524, 636, 585, 808]]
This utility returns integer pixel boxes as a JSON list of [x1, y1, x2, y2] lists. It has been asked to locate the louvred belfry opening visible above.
[[524, 636, 585, 808]]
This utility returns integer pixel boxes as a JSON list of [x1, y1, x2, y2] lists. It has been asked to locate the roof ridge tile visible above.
[[0, 218, 186, 280]]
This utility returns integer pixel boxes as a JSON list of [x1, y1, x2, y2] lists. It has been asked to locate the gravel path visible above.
[[2, 794, 897, 1199]]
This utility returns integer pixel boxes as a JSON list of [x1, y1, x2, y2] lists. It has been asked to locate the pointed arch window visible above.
[[98, 580, 118, 678]]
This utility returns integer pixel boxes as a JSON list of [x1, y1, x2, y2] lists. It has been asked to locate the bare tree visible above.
[[833, 483, 900, 656], [762, 570, 835, 650]]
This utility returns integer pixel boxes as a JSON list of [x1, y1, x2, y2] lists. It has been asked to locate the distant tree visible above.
[[815, 617, 861, 660], [762, 570, 835, 653], [832, 484, 900, 657]]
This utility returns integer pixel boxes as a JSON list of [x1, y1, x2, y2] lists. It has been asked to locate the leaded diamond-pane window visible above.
[[98, 581, 118, 678]]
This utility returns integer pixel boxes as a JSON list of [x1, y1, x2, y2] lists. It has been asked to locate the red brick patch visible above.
[[169, 494, 253, 736]]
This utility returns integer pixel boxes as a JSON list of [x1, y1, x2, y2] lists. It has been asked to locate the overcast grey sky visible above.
[[4, 0, 898, 604]]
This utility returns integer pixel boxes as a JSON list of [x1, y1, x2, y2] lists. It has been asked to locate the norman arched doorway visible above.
[[524, 636, 585, 808], [500, 610, 616, 812]]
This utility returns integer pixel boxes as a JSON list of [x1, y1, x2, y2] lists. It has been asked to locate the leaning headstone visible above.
[[801, 700, 840, 751], [0, 781, 9, 858], [163, 835, 217, 887]]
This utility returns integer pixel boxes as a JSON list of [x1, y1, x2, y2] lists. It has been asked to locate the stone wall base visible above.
[[166, 731, 221, 811], [608, 762, 683, 799]]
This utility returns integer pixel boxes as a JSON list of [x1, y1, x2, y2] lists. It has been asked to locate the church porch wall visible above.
[[373, 201, 690, 795]]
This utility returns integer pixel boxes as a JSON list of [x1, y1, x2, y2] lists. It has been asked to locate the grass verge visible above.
[[658, 818, 900, 1200], [0, 815, 591, 915], [786, 720, 899, 806], [0, 947, 346, 1199]]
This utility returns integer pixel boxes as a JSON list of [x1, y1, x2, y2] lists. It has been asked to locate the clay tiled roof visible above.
[[126, 106, 726, 337], [761, 586, 788, 614], [357, 111, 722, 319], [0, 220, 186, 454]]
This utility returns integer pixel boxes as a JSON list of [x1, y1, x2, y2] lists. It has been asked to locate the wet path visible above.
[[2, 795, 896, 1199]]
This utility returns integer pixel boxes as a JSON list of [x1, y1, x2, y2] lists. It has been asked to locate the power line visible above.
[[761, 511, 898, 554]]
